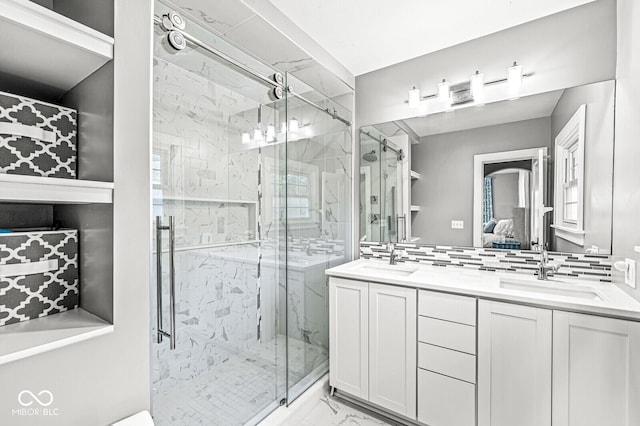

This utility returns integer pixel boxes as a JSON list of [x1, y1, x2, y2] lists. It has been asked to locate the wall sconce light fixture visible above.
[[408, 86, 421, 108], [407, 61, 530, 108], [437, 79, 451, 103]]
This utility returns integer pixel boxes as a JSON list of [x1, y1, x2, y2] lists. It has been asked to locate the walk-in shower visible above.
[[150, 2, 353, 424], [359, 127, 406, 243]]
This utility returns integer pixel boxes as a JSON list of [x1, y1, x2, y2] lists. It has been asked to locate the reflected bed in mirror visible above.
[[359, 79, 615, 254]]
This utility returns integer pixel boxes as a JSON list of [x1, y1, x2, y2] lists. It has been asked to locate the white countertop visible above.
[[326, 259, 640, 321]]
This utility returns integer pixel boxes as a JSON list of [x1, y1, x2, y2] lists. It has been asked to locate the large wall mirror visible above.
[[360, 79, 615, 254]]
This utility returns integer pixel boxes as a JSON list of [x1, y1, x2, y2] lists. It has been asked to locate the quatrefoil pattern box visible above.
[[0, 91, 77, 178], [0, 230, 79, 327]]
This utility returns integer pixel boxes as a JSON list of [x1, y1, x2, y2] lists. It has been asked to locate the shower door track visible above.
[[359, 129, 404, 156], [153, 14, 352, 127]]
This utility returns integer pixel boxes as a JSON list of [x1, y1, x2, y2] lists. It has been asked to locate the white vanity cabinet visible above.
[[477, 300, 552, 426], [328, 264, 640, 426], [329, 277, 369, 399], [552, 311, 640, 426], [417, 290, 477, 426], [369, 283, 417, 417], [329, 277, 417, 419]]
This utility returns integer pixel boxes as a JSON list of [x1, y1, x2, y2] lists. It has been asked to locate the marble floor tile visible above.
[[152, 335, 328, 426], [295, 395, 394, 426]]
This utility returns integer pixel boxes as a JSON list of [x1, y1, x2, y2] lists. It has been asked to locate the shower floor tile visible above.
[[152, 335, 327, 426]]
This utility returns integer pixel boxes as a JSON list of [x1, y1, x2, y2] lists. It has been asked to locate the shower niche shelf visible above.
[[0, 0, 114, 96], [156, 195, 257, 205], [0, 174, 114, 204], [0, 308, 113, 366]]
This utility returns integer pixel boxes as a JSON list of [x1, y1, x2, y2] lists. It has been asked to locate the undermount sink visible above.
[[499, 277, 603, 301], [356, 263, 419, 277]]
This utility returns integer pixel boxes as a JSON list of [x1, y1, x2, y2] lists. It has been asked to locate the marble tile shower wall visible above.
[[153, 58, 260, 246], [152, 57, 270, 393], [285, 98, 353, 248], [360, 242, 613, 282], [151, 248, 266, 395]]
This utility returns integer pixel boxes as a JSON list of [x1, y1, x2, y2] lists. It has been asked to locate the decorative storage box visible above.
[[0, 91, 77, 178], [0, 229, 79, 327]]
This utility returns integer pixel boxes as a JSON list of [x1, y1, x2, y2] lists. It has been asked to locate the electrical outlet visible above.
[[451, 220, 464, 229], [625, 258, 636, 288]]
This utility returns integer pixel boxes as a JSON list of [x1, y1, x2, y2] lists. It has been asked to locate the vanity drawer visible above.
[[418, 342, 476, 383], [418, 290, 476, 325], [418, 316, 476, 355], [418, 368, 476, 426]]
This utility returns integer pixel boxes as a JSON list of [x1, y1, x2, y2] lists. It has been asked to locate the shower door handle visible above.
[[156, 216, 177, 350]]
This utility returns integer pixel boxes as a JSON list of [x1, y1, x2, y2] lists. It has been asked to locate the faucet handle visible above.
[[548, 261, 561, 272]]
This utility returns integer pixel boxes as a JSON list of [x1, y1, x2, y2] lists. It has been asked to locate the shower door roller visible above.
[[270, 86, 284, 101], [167, 31, 187, 51], [160, 11, 186, 31], [272, 72, 284, 85], [156, 216, 177, 350]]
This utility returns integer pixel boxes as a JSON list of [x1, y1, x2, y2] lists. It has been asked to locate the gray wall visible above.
[[355, 0, 616, 127], [612, 0, 640, 300], [492, 172, 520, 220], [550, 80, 615, 254], [0, 1, 154, 425], [411, 117, 551, 246]]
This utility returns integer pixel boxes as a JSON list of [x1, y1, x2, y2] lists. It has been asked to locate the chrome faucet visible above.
[[537, 244, 559, 280], [388, 243, 399, 265]]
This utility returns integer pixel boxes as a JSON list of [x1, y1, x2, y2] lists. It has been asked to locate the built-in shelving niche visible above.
[[0, 0, 115, 365]]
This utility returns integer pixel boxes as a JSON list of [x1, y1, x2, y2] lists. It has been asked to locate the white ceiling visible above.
[[268, 0, 595, 76], [403, 89, 564, 137]]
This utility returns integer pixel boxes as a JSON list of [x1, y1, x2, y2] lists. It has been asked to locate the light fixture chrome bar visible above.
[[153, 14, 351, 127], [359, 130, 403, 156], [405, 73, 534, 104]]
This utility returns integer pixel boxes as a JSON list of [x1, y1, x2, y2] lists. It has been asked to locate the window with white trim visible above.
[[272, 172, 312, 220], [553, 104, 586, 246]]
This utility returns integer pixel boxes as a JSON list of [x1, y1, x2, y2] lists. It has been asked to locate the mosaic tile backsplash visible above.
[[360, 242, 612, 283]]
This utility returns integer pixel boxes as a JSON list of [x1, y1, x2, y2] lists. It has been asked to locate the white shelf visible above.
[[0, 173, 114, 204], [0, 308, 114, 366], [410, 205, 421, 212], [410, 170, 421, 180], [0, 0, 114, 94]]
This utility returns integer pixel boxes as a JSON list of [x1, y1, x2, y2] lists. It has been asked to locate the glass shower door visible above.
[[151, 2, 286, 424], [284, 73, 353, 401], [381, 145, 404, 243]]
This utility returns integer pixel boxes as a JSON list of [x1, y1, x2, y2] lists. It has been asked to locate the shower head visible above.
[[362, 150, 377, 162]]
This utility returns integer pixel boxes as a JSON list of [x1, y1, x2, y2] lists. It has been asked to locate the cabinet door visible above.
[[478, 300, 552, 426], [369, 283, 417, 418], [553, 311, 640, 426], [329, 277, 369, 399]]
